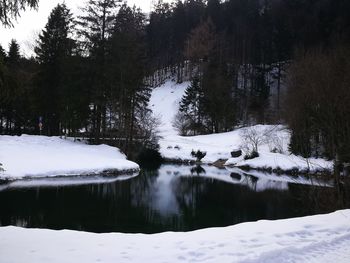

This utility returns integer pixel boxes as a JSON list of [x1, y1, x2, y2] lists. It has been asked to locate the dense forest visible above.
[[0, 0, 350, 170]]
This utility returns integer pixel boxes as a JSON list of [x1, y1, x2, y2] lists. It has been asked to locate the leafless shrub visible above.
[[240, 126, 266, 154], [240, 125, 285, 155], [137, 110, 161, 150], [172, 111, 192, 136]]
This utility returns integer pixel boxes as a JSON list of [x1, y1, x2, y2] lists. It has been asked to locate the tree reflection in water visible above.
[[0, 165, 348, 233]]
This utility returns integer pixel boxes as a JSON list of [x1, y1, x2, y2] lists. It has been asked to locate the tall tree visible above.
[[108, 3, 150, 154], [0, 44, 7, 59], [34, 3, 74, 135], [77, 0, 121, 141], [179, 76, 205, 135], [1, 39, 30, 134], [7, 39, 21, 66], [0, 44, 8, 133]]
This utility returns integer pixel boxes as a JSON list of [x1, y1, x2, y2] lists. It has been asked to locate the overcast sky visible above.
[[0, 0, 167, 56]]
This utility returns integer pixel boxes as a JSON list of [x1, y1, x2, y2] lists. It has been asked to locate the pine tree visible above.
[[179, 76, 205, 135], [109, 3, 150, 153], [34, 3, 74, 136], [206, 0, 222, 30], [77, 0, 121, 141], [202, 58, 236, 133], [7, 39, 21, 66], [0, 45, 7, 133], [0, 44, 6, 59], [2, 39, 26, 134], [0, 0, 38, 26]]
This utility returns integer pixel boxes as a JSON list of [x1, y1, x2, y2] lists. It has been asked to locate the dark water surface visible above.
[[0, 165, 342, 233]]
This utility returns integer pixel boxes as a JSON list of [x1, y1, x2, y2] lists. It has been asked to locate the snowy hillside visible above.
[[150, 81, 332, 173], [1, 210, 349, 263], [0, 135, 139, 180]]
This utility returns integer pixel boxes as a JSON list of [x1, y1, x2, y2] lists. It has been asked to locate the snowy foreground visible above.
[[150, 81, 332, 172], [0, 135, 139, 180], [1, 210, 349, 263]]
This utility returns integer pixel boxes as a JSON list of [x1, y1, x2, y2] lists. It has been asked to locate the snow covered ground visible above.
[[0, 135, 139, 180], [149, 81, 332, 173], [1, 210, 349, 263]]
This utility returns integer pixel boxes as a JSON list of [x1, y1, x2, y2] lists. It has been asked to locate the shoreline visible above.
[[0, 167, 140, 183], [163, 157, 333, 176]]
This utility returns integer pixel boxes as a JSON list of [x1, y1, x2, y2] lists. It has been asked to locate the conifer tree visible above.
[[7, 39, 21, 66], [34, 3, 74, 136], [0, 44, 7, 59], [0, 45, 7, 133], [2, 40, 28, 134], [77, 0, 121, 141], [109, 3, 150, 153], [179, 76, 205, 135]]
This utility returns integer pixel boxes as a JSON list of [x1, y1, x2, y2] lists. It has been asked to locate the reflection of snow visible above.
[[151, 169, 179, 216], [0, 174, 138, 192], [159, 164, 331, 193]]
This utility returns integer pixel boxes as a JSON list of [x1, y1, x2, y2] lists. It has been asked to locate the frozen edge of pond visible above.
[[0, 172, 139, 191]]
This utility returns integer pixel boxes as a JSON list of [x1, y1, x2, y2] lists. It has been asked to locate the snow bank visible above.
[[150, 81, 333, 173], [0, 135, 139, 180], [1, 210, 349, 263]]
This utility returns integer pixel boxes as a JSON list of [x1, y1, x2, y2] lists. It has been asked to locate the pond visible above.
[[0, 164, 343, 234]]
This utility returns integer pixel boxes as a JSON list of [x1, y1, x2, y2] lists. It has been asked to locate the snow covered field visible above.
[[0, 135, 139, 180], [150, 81, 332, 173], [1, 210, 349, 263]]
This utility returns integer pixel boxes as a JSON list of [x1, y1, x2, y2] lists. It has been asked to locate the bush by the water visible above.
[[244, 151, 259, 160], [191, 150, 207, 162], [137, 148, 163, 169]]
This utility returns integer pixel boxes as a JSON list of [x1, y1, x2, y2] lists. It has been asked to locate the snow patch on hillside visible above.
[[0, 135, 139, 180], [150, 81, 332, 172], [149, 80, 190, 137], [1, 210, 349, 263]]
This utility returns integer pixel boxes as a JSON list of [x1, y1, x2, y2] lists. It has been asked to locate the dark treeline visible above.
[[0, 0, 350, 167], [0, 1, 156, 157]]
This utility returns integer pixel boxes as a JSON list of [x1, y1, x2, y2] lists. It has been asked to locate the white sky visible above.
[[0, 0, 167, 57]]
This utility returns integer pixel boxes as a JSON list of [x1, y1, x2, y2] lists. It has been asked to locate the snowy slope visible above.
[[150, 81, 332, 172], [0, 135, 139, 180], [149, 80, 190, 137], [1, 210, 349, 263]]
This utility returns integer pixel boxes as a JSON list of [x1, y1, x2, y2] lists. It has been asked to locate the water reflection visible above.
[[0, 164, 342, 233], [0, 174, 138, 192]]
